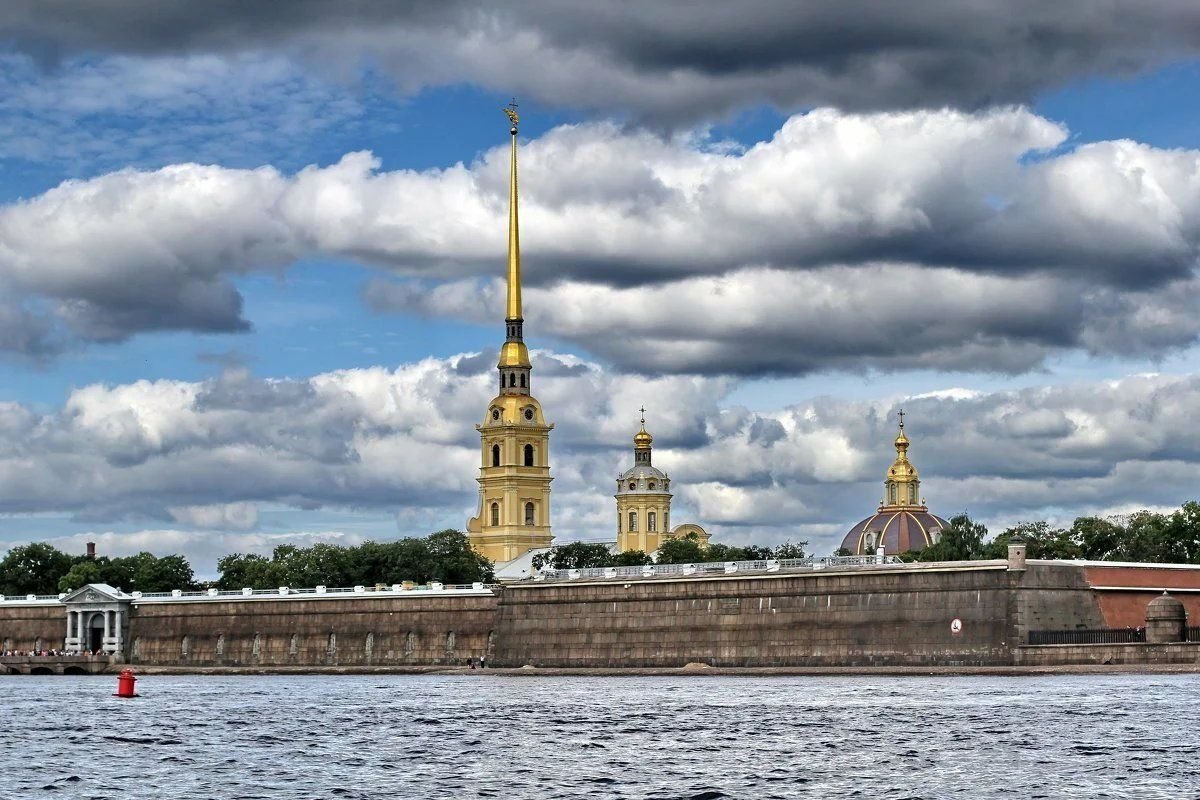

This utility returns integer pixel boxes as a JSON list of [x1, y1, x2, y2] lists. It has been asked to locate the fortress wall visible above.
[[0, 604, 63, 652], [1080, 564, 1200, 628], [1015, 642, 1200, 667], [490, 562, 1088, 668], [1013, 563, 1107, 633], [127, 593, 499, 667]]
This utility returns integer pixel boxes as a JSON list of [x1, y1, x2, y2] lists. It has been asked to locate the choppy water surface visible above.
[[1, 673, 1197, 798]]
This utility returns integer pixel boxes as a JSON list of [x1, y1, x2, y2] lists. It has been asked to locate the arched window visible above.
[[865, 532, 876, 551], [663, 511, 669, 531], [648, 511, 657, 532], [509, 372, 516, 387], [628, 511, 638, 532], [490, 502, 500, 526], [909, 484, 917, 503], [525, 502, 535, 526], [628, 481, 636, 491], [648, 480, 656, 490], [520, 373, 526, 388], [889, 484, 896, 504], [491, 444, 501, 467], [524, 444, 535, 466]]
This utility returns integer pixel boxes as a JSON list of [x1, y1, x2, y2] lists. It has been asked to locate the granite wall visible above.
[[0, 604, 63, 653], [6, 560, 1200, 669], [491, 562, 1054, 668], [127, 593, 499, 667]]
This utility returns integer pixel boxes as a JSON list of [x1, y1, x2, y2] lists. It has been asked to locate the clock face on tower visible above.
[[524, 408, 534, 421], [492, 408, 501, 421]]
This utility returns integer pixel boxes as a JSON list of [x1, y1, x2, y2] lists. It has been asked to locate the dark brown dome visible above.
[[841, 509, 948, 555]]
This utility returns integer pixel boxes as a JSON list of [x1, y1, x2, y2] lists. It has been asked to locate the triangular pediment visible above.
[[60, 583, 128, 604]]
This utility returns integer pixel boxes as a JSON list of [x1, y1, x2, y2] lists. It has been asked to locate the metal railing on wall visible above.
[[1186, 625, 1200, 642], [0, 583, 500, 604], [1028, 628, 1146, 645], [536, 554, 903, 583]]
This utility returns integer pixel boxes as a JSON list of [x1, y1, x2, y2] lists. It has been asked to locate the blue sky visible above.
[[1, 3, 1200, 575]]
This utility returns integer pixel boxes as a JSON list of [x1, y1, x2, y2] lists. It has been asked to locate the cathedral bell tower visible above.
[[466, 102, 554, 564]]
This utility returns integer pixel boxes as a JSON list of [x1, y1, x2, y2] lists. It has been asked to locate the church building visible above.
[[840, 412, 947, 556], [615, 411, 709, 554], [465, 104, 554, 564]]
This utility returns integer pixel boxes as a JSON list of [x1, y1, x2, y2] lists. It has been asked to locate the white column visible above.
[[114, 609, 123, 648], [65, 612, 72, 645], [103, 609, 111, 640]]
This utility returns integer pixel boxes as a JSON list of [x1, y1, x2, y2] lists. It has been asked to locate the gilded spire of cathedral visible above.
[[467, 100, 554, 565], [498, 100, 531, 374]]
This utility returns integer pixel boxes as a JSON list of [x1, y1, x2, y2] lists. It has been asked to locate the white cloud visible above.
[[3, 107, 1197, 372], [1, 351, 1200, 558]]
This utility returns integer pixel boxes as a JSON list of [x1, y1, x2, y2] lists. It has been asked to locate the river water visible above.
[[1, 673, 1196, 798]]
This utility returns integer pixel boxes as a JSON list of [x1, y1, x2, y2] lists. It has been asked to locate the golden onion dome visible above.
[[634, 425, 653, 449]]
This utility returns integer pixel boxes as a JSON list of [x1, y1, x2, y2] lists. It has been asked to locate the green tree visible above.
[[611, 549, 653, 566], [532, 542, 613, 570], [422, 529, 495, 584], [917, 513, 987, 562], [773, 541, 808, 560], [215, 553, 280, 590], [1165, 501, 1200, 564], [57, 559, 107, 593], [655, 533, 707, 564], [0, 543, 74, 595], [1072, 515, 1126, 561], [982, 521, 1081, 560]]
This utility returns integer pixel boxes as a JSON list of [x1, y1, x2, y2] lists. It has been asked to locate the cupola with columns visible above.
[[840, 410, 948, 555]]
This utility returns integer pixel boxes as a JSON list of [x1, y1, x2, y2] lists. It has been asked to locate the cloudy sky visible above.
[[1, 1, 1200, 576]]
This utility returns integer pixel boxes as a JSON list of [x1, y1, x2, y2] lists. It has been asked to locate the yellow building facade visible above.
[[466, 104, 554, 563], [615, 413, 709, 554]]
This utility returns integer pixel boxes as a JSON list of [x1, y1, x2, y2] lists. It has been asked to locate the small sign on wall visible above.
[[950, 617, 963, 636]]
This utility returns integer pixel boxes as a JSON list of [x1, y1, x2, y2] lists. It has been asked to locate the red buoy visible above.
[[114, 668, 138, 698]]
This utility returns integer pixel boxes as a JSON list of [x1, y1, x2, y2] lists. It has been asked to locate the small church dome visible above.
[[841, 410, 947, 556]]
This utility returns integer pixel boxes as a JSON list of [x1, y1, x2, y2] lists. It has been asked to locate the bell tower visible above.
[[466, 102, 554, 564]]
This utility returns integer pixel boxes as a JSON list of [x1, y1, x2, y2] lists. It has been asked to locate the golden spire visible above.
[[504, 99, 521, 321], [497, 99, 531, 372], [634, 405, 653, 449], [883, 408, 922, 508], [894, 407, 909, 459]]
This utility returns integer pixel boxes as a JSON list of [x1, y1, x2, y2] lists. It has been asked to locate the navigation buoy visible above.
[[114, 668, 138, 698]]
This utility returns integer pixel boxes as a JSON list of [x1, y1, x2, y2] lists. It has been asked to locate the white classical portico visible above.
[[61, 584, 131, 655]]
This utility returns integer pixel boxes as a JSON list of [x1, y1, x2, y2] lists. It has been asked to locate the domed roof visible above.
[[840, 509, 948, 555], [634, 427, 653, 448], [617, 463, 669, 486], [1146, 591, 1186, 619]]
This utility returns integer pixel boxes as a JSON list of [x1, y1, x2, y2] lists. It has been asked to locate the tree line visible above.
[[885, 501, 1200, 564], [532, 537, 809, 570], [5, 502, 1198, 596], [0, 530, 493, 597]]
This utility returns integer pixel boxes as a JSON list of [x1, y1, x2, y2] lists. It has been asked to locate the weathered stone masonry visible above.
[[3, 559, 1199, 669]]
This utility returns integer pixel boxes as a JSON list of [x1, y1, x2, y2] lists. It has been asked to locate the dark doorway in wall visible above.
[[89, 614, 104, 654]]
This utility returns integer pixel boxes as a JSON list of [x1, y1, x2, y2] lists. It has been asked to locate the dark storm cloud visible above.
[[3, 2, 1199, 122]]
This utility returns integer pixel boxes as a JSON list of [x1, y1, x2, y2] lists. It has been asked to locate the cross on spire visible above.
[[897, 408, 906, 429], [639, 405, 646, 426]]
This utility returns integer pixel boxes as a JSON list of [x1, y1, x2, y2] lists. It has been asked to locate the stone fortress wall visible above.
[[2, 556, 1199, 669]]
